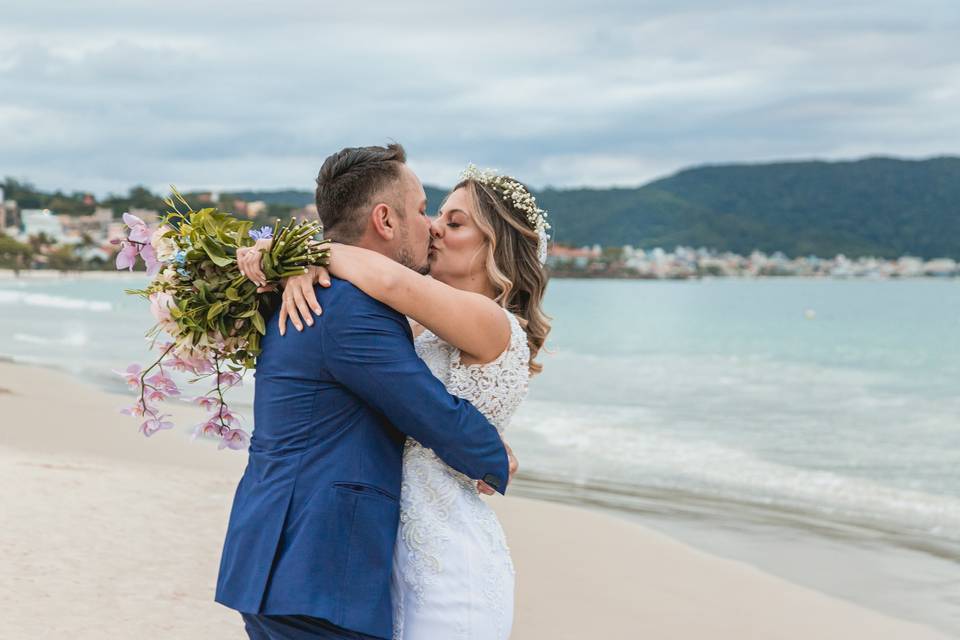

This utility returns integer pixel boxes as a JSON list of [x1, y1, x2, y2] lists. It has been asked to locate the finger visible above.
[[285, 292, 305, 332], [236, 250, 247, 278], [293, 287, 314, 328], [303, 280, 323, 315], [278, 300, 288, 336], [316, 266, 332, 287], [251, 253, 266, 287]]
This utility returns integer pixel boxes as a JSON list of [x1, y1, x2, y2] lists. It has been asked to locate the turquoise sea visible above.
[[1, 275, 958, 633]]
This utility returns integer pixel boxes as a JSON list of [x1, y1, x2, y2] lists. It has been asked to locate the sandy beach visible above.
[[0, 361, 950, 639]]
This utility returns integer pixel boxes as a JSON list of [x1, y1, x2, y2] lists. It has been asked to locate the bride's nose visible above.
[[429, 217, 443, 239]]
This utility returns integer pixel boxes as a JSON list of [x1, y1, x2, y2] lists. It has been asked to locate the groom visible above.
[[215, 143, 516, 640]]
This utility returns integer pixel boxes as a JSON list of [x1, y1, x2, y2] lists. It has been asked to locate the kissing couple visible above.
[[214, 142, 551, 639]]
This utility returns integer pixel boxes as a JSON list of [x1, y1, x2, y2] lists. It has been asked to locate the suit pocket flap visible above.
[[332, 481, 399, 502]]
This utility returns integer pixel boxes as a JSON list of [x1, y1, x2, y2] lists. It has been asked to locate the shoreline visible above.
[[2, 267, 958, 282], [0, 360, 953, 639], [512, 473, 960, 636]]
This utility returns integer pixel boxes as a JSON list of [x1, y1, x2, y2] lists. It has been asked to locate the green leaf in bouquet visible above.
[[251, 312, 266, 335], [199, 237, 234, 267], [207, 301, 228, 321], [194, 280, 211, 302], [225, 287, 241, 302], [218, 316, 231, 340], [237, 308, 258, 318], [234, 221, 254, 247]]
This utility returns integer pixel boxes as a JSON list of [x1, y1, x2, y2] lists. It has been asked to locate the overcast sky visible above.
[[1, 0, 958, 196]]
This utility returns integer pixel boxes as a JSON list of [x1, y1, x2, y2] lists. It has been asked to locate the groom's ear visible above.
[[369, 202, 397, 241]]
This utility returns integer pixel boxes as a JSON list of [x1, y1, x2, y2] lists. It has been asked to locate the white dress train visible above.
[[391, 308, 530, 640]]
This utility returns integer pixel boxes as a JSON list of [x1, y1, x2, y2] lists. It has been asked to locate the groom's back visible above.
[[216, 278, 408, 637], [252, 278, 407, 456]]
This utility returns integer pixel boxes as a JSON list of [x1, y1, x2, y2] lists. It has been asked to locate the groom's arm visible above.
[[321, 287, 511, 494]]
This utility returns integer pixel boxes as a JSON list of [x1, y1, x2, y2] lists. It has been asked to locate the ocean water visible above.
[[2, 275, 959, 631]]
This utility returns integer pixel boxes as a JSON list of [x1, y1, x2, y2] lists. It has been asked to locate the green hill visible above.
[[229, 156, 960, 258], [636, 156, 960, 258], [7, 156, 957, 258]]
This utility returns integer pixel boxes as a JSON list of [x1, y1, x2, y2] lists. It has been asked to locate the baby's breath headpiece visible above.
[[459, 164, 550, 264]]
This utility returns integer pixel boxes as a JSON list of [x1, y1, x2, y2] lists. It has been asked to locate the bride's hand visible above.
[[237, 238, 274, 288], [278, 265, 331, 335]]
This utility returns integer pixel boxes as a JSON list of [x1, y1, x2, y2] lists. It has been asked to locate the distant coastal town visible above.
[[0, 187, 956, 279]]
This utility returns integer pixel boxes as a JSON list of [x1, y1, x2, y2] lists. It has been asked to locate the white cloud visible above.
[[0, 0, 958, 195]]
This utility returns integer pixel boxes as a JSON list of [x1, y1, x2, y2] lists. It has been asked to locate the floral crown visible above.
[[459, 164, 550, 264]]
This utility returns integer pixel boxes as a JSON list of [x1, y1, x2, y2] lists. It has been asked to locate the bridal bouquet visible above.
[[114, 189, 330, 449]]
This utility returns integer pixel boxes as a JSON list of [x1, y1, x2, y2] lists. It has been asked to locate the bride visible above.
[[240, 165, 550, 639]]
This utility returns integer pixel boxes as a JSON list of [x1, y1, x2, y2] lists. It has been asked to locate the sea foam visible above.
[[0, 290, 112, 312]]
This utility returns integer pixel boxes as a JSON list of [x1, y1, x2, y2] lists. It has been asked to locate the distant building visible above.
[[59, 207, 113, 238], [21, 209, 65, 241], [246, 201, 268, 219], [547, 245, 599, 269], [924, 258, 958, 277]]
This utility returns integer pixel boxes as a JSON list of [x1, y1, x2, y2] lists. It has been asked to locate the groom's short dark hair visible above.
[[315, 142, 407, 243]]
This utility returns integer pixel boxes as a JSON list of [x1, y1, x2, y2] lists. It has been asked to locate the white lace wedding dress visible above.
[[391, 308, 530, 640]]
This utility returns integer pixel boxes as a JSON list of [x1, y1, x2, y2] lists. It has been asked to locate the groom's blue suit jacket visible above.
[[215, 278, 510, 639]]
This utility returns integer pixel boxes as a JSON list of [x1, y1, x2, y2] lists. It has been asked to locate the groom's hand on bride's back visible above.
[[278, 266, 331, 336], [477, 441, 518, 495]]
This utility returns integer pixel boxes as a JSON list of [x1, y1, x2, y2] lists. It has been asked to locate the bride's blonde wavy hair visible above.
[[448, 178, 551, 375]]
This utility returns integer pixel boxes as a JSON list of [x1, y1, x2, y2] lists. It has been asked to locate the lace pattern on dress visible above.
[[394, 309, 528, 638]]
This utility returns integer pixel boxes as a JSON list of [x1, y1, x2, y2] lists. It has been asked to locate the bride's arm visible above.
[[328, 244, 511, 364]]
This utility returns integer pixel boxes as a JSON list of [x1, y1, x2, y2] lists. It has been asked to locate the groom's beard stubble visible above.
[[396, 244, 431, 275], [395, 220, 432, 275]]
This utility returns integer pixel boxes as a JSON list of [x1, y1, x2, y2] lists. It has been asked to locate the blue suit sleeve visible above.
[[321, 288, 511, 494]]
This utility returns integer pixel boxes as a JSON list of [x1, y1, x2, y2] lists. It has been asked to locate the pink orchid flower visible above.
[[113, 363, 143, 389], [140, 414, 174, 437], [218, 428, 250, 450], [217, 371, 243, 388], [192, 419, 223, 440], [192, 358, 216, 374], [123, 212, 151, 244], [145, 372, 180, 397], [149, 291, 175, 324], [115, 241, 139, 271], [120, 400, 149, 417], [193, 395, 220, 411], [146, 387, 168, 402], [140, 243, 160, 276], [218, 408, 241, 426]]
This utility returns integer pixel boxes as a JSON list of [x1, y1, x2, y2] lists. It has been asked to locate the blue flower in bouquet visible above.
[[249, 226, 274, 241], [173, 249, 187, 265]]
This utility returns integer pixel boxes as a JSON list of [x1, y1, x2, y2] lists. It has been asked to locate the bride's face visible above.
[[427, 187, 488, 286]]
